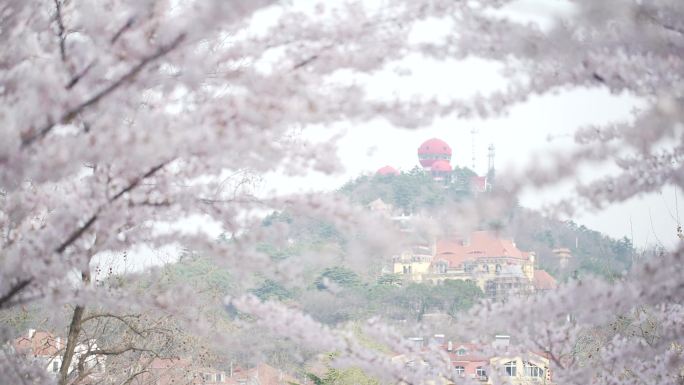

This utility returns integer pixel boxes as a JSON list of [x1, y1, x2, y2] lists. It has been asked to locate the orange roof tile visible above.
[[13, 331, 62, 357], [533, 270, 557, 290], [435, 231, 531, 268]]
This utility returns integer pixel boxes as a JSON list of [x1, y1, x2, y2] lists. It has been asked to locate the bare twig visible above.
[[53, 0, 67, 63], [0, 279, 33, 309], [66, 60, 97, 89], [292, 54, 319, 70], [88, 345, 155, 356], [290, 44, 335, 72], [111, 16, 136, 44], [81, 313, 144, 337]]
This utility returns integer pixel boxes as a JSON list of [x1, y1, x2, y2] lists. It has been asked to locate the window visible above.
[[495, 264, 502, 273], [216, 373, 224, 382], [476, 367, 487, 378], [482, 264, 489, 272], [524, 362, 544, 377], [52, 361, 59, 373], [457, 348, 466, 356], [204, 373, 214, 381], [454, 366, 465, 375], [504, 361, 516, 376]]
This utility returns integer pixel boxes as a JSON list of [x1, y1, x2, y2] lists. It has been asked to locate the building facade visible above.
[[395, 335, 553, 385], [392, 231, 557, 300]]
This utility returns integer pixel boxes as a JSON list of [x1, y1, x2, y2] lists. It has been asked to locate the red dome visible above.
[[376, 165, 399, 176], [417, 138, 452, 168], [430, 160, 452, 173]]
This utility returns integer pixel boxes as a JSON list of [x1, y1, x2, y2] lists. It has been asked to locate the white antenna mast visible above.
[[470, 128, 478, 171]]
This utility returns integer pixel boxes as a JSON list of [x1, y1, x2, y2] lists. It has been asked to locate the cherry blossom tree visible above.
[[2, 0, 683, 384]]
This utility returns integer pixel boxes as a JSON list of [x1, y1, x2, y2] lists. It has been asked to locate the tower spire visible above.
[[487, 143, 495, 173]]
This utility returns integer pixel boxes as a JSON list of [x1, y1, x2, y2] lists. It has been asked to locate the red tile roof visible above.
[[225, 363, 297, 385], [435, 231, 531, 268], [13, 331, 62, 357], [431, 160, 452, 172], [533, 270, 557, 290], [376, 165, 399, 176]]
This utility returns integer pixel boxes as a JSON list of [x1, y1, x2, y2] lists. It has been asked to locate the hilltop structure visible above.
[[376, 137, 492, 193], [392, 230, 556, 300], [417, 138, 453, 168], [371, 138, 556, 299], [552, 247, 573, 270]]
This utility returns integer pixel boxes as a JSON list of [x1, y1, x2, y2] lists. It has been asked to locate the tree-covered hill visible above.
[[339, 166, 477, 214], [338, 168, 636, 281], [507, 209, 635, 281]]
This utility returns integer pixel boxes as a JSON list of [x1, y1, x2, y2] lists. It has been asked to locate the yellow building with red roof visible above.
[[393, 231, 557, 299]]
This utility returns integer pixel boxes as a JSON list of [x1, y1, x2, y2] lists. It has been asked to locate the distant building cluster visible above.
[[368, 197, 557, 300], [394, 334, 553, 384], [10, 329, 296, 385], [369, 138, 557, 300], [12, 329, 105, 383], [391, 230, 557, 300], [376, 138, 491, 193]]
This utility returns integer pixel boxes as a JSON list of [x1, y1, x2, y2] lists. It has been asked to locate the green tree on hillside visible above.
[[314, 267, 362, 290], [251, 279, 293, 301], [340, 167, 447, 213]]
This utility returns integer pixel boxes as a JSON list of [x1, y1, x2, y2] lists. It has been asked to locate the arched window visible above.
[[495, 264, 502, 273], [482, 264, 489, 272], [524, 362, 544, 377], [454, 366, 465, 375], [457, 348, 467, 356], [476, 367, 487, 378], [504, 361, 516, 376]]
